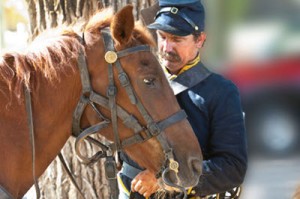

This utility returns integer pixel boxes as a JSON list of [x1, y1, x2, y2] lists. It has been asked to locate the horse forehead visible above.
[[127, 49, 159, 70]]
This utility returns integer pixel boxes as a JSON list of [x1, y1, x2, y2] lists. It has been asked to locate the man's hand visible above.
[[131, 169, 160, 197]]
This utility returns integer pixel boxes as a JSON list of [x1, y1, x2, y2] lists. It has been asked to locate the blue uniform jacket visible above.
[[120, 62, 248, 196]]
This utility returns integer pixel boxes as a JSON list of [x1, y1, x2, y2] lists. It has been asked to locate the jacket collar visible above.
[[169, 62, 211, 95]]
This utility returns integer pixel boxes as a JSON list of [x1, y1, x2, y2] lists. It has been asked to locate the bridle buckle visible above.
[[170, 7, 178, 14], [148, 123, 160, 136], [107, 85, 117, 97]]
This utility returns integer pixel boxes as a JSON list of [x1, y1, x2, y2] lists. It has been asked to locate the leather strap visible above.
[[105, 156, 119, 199], [121, 110, 187, 147], [24, 86, 40, 199], [157, 109, 187, 131], [58, 153, 86, 199], [102, 30, 122, 152], [77, 49, 92, 94], [75, 121, 111, 165], [117, 45, 151, 58], [72, 49, 92, 136]]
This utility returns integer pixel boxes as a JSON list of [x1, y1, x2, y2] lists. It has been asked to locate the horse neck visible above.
[[30, 67, 82, 171], [0, 67, 82, 198]]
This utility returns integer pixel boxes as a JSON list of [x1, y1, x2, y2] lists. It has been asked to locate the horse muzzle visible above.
[[160, 156, 202, 199]]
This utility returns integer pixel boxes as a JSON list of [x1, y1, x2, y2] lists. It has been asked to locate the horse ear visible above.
[[110, 5, 134, 46]]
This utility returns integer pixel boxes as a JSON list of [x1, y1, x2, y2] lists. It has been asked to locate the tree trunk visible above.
[[28, 136, 111, 199], [25, 0, 157, 40], [23, 1, 156, 198]]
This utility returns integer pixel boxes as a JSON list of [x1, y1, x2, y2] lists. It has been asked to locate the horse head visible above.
[[80, 5, 203, 191]]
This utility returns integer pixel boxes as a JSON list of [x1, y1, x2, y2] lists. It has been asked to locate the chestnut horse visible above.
[[0, 5, 202, 198]]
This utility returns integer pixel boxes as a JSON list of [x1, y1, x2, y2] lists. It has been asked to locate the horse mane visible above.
[[0, 28, 83, 99], [0, 7, 155, 99]]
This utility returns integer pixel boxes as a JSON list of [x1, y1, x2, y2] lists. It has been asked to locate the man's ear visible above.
[[196, 32, 207, 48]]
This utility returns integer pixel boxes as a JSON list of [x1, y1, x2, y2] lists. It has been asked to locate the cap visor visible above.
[[147, 22, 190, 36]]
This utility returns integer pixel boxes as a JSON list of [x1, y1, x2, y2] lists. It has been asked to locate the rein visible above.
[[24, 87, 40, 199]]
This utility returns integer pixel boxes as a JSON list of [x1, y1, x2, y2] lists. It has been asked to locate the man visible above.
[[118, 0, 248, 198]]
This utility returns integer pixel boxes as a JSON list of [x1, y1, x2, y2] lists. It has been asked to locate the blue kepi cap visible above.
[[148, 0, 205, 36]]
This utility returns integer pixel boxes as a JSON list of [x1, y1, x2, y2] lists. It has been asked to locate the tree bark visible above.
[[25, 0, 157, 40], [39, 136, 110, 199]]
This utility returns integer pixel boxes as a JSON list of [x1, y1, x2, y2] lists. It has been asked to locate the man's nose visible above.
[[162, 40, 173, 53]]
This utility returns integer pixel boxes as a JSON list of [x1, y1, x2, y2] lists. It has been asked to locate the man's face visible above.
[[156, 30, 205, 74]]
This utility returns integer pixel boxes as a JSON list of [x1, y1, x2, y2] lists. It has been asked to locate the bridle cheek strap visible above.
[[101, 29, 185, 178], [121, 110, 187, 147]]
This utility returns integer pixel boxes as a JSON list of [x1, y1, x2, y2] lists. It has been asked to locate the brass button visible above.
[[104, 51, 118, 63]]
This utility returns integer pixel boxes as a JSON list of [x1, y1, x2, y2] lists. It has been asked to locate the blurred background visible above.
[[203, 0, 300, 199], [1, 0, 300, 198]]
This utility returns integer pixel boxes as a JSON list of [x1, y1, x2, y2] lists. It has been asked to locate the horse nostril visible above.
[[191, 158, 202, 175]]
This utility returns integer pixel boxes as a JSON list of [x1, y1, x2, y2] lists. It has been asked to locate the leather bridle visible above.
[[72, 29, 188, 198]]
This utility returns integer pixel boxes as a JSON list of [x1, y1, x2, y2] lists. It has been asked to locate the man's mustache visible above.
[[159, 52, 181, 62]]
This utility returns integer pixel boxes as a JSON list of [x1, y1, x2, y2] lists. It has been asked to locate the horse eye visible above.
[[143, 78, 155, 86]]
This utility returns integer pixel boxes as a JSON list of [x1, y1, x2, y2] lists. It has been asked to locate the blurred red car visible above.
[[223, 55, 300, 156]]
